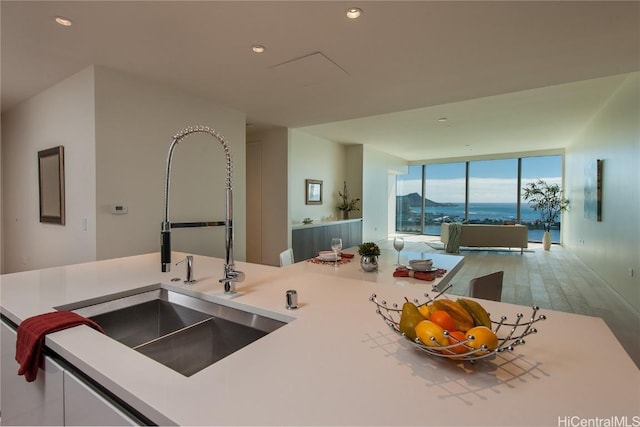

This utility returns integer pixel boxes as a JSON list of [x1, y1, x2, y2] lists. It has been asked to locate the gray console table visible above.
[[292, 219, 363, 262]]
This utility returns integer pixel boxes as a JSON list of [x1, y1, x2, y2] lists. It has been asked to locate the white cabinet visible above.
[[1, 321, 64, 425], [1, 320, 140, 426], [63, 371, 138, 426]]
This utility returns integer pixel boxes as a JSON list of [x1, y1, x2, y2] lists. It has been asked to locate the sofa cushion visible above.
[[441, 223, 528, 250]]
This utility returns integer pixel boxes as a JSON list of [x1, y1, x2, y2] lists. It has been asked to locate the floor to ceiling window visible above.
[[396, 165, 423, 233], [521, 155, 564, 243], [468, 159, 518, 224], [396, 154, 565, 243], [424, 162, 466, 234]]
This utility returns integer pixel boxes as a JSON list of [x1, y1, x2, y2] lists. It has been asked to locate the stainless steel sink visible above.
[[68, 288, 287, 376]]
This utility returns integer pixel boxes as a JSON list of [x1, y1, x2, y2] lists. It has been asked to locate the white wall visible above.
[[288, 130, 408, 245], [1, 68, 97, 273], [564, 72, 639, 311], [1, 65, 246, 273], [246, 128, 288, 266], [288, 129, 348, 224], [345, 145, 363, 219], [1, 115, 3, 272], [362, 146, 407, 242], [94, 66, 246, 262]]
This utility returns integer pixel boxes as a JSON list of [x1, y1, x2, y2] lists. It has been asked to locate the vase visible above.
[[342, 210, 349, 220], [542, 231, 552, 251], [360, 255, 378, 272]]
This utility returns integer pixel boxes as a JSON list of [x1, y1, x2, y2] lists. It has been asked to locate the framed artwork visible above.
[[305, 179, 323, 205], [38, 146, 65, 225], [584, 159, 602, 221]]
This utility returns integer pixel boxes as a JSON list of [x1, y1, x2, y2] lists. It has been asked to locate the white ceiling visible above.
[[2, 1, 639, 161]]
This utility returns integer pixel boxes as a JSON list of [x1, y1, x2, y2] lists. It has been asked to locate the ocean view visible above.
[[405, 202, 562, 242], [417, 202, 540, 222]]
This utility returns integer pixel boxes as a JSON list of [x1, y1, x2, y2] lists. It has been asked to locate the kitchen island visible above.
[[1, 252, 638, 426]]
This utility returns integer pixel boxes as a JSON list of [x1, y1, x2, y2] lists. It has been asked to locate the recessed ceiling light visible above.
[[252, 45, 265, 53], [437, 117, 448, 122], [55, 16, 73, 27], [346, 7, 362, 19]]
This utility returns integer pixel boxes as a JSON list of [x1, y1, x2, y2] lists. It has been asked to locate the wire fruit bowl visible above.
[[369, 284, 546, 362]]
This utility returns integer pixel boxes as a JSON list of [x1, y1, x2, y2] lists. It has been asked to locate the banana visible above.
[[457, 298, 492, 329], [432, 299, 474, 332]]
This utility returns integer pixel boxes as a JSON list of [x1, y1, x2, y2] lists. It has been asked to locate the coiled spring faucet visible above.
[[160, 125, 244, 293]]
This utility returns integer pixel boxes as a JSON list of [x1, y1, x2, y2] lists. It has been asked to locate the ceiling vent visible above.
[[270, 52, 349, 87]]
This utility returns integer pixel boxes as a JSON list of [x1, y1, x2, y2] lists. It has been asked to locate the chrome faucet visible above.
[[160, 125, 244, 293], [176, 255, 196, 284]]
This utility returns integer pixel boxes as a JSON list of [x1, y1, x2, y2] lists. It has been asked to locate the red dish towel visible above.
[[15, 311, 104, 382], [393, 267, 446, 282]]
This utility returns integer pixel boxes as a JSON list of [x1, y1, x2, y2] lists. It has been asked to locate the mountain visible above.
[[397, 192, 458, 207]]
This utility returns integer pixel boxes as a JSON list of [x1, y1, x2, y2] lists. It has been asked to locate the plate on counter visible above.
[[317, 251, 340, 261], [406, 265, 438, 272]]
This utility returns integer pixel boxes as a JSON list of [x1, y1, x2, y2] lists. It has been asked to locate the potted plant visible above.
[[522, 179, 569, 250], [337, 181, 360, 220], [358, 242, 381, 272]]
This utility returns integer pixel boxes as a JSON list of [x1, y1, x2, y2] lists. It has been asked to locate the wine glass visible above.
[[393, 237, 405, 265], [330, 237, 343, 266]]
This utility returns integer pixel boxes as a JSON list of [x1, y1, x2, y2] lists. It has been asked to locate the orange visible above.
[[429, 310, 457, 332], [415, 320, 448, 347], [465, 326, 499, 355], [446, 330, 468, 356]]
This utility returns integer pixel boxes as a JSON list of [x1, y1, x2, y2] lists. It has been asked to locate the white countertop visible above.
[[1, 252, 638, 426]]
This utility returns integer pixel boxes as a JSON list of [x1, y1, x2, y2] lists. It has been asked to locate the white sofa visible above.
[[440, 223, 528, 254]]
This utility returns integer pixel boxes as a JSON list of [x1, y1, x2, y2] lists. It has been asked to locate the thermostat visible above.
[[111, 204, 128, 215]]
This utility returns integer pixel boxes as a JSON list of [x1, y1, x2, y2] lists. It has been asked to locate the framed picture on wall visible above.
[[38, 146, 65, 225], [305, 179, 323, 205], [584, 159, 602, 221]]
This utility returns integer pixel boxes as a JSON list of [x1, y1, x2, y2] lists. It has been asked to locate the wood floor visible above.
[[383, 235, 640, 369]]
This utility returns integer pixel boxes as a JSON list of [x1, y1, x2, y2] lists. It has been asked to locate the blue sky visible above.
[[399, 155, 563, 203]]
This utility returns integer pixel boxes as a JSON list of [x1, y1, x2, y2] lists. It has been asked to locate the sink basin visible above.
[[69, 288, 287, 376]]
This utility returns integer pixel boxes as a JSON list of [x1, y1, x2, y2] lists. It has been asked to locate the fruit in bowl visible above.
[[398, 301, 425, 341], [415, 320, 448, 347], [369, 284, 546, 362], [465, 326, 499, 355]]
